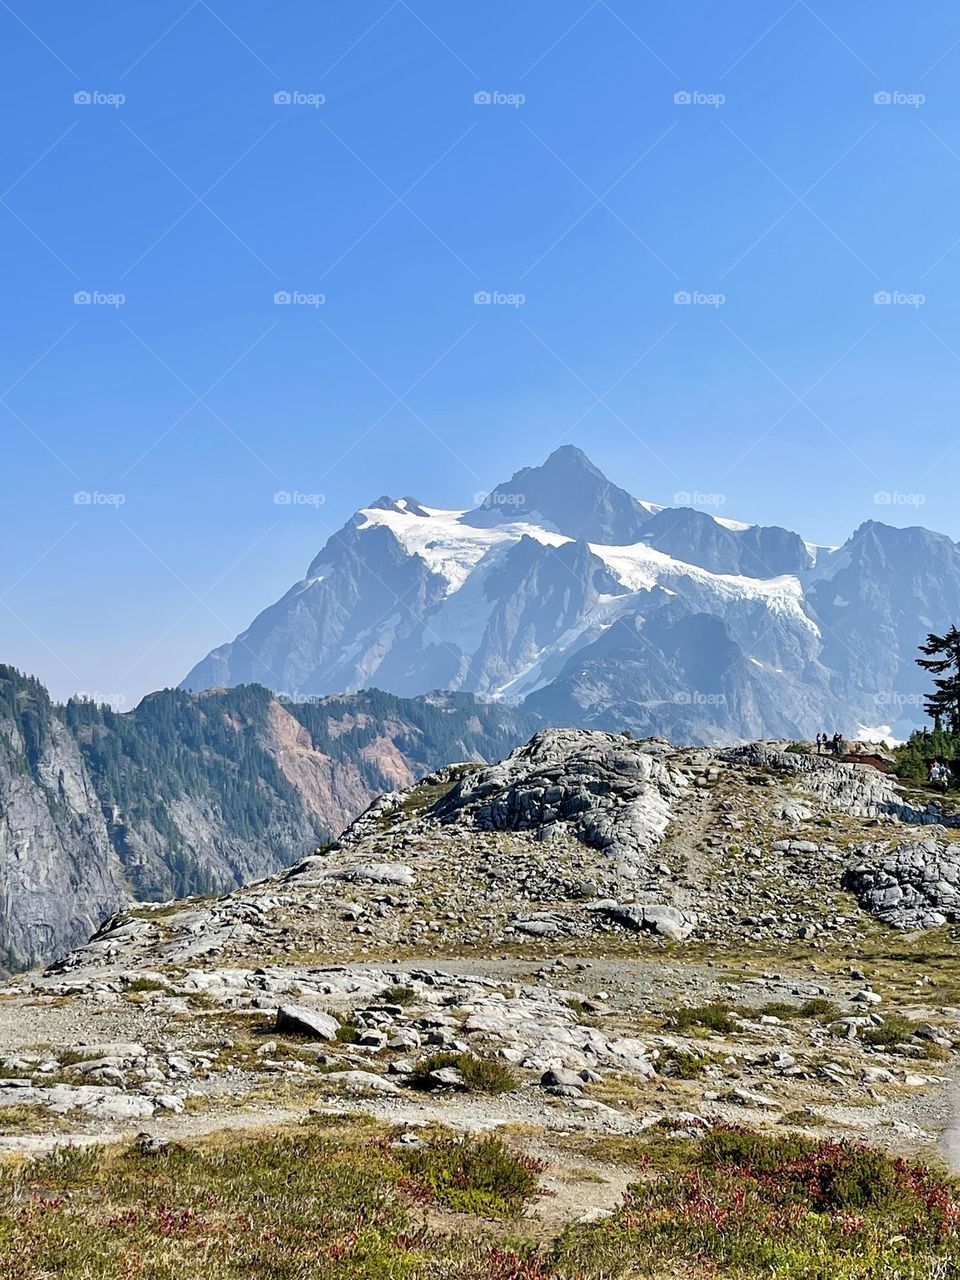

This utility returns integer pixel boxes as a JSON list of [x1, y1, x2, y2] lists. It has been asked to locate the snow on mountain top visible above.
[[355, 504, 570, 593], [589, 539, 804, 596], [711, 514, 754, 532], [354, 497, 819, 624], [588, 540, 820, 635]]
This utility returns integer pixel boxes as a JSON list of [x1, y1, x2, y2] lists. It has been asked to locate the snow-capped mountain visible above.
[[182, 446, 960, 743]]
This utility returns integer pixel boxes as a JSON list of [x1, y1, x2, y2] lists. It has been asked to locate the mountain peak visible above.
[[539, 443, 603, 472], [461, 443, 653, 544]]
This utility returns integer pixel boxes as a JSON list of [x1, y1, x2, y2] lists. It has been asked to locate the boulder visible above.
[[541, 1066, 584, 1088], [322, 1070, 401, 1094], [274, 1005, 340, 1040], [600, 901, 697, 941]]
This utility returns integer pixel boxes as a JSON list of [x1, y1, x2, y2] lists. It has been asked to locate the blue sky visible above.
[[3, 1, 960, 705]]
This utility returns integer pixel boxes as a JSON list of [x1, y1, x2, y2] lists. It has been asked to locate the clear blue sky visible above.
[[3, 1, 960, 706]]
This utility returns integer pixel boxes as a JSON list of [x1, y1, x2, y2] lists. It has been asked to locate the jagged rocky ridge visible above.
[[0, 667, 534, 969], [49, 730, 960, 983], [182, 444, 960, 743]]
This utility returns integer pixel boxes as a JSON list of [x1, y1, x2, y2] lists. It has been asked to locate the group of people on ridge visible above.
[[815, 732, 845, 757], [928, 760, 952, 792]]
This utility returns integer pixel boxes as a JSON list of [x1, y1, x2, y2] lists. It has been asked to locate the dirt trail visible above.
[[661, 782, 718, 897]]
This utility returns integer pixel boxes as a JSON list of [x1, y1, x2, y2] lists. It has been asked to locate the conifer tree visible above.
[[916, 626, 960, 734]]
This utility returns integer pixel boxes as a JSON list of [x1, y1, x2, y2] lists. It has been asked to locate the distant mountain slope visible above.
[[0, 667, 535, 969], [182, 446, 960, 742], [0, 669, 126, 972]]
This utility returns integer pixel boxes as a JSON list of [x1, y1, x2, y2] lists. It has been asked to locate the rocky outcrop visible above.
[[846, 840, 960, 929], [9, 726, 960, 1170], [430, 728, 685, 876], [594, 900, 698, 941], [723, 742, 952, 825]]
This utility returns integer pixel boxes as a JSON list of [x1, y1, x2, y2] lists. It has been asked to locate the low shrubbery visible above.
[[665, 1002, 736, 1034], [0, 1122, 544, 1279], [378, 984, 418, 1006], [554, 1127, 960, 1278], [657, 1047, 720, 1079], [666, 997, 839, 1036], [409, 1051, 518, 1095], [397, 1135, 544, 1217], [122, 976, 168, 994], [755, 996, 839, 1021], [861, 1012, 948, 1059], [4, 1122, 960, 1279]]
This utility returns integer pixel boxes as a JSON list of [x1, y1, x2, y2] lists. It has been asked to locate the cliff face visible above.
[[0, 669, 535, 970], [262, 699, 374, 837], [0, 677, 126, 969]]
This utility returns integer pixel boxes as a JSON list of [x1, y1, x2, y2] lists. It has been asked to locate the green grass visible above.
[[122, 976, 169, 994], [860, 1012, 949, 1060], [657, 1047, 721, 1079], [664, 1002, 736, 1034], [397, 1135, 544, 1218], [754, 997, 840, 1021], [408, 1052, 518, 1095], [378, 985, 418, 1006], [0, 1103, 72, 1132]]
